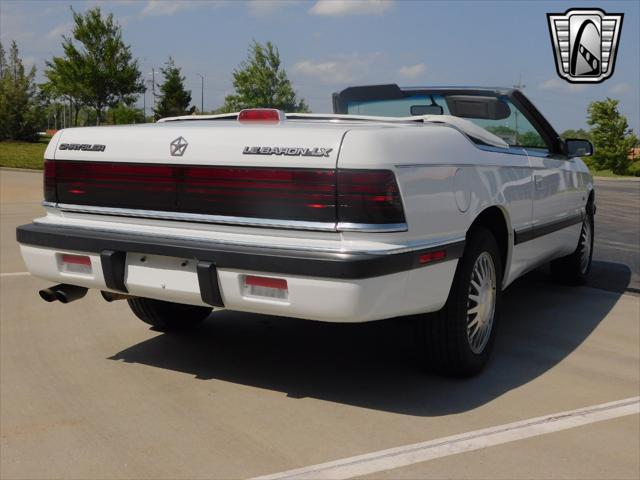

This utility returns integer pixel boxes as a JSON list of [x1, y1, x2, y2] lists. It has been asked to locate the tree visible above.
[[587, 98, 638, 175], [0, 41, 42, 141], [518, 131, 545, 148], [109, 102, 145, 124], [44, 7, 144, 125], [0, 42, 8, 139], [560, 128, 590, 140], [153, 58, 194, 120], [220, 41, 308, 113]]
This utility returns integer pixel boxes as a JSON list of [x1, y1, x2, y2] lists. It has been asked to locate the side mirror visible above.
[[564, 138, 593, 157]]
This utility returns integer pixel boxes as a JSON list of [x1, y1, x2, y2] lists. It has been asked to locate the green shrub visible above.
[[628, 160, 640, 177]]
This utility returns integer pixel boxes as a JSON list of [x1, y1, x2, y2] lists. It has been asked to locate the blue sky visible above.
[[1, 0, 638, 133]]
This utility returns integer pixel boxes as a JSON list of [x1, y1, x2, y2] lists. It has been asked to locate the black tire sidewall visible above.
[[127, 297, 211, 331], [579, 213, 594, 277], [446, 227, 503, 374]]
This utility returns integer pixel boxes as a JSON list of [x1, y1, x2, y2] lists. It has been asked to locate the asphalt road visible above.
[[1, 169, 639, 479], [587, 179, 640, 295]]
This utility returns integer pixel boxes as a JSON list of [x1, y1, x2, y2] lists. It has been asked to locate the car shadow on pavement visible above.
[[109, 261, 631, 416]]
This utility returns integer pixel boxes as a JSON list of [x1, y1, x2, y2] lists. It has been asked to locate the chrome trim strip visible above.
[[476, 144, 528, 156], [33, 217, 462, 256], [46, 203, 408, 233], [54, 203, 335, 231], [336, 222, 408, 233], [394, 163, 531, 169]]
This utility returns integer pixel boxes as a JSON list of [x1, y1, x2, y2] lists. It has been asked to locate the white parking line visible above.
[[0, 272, 31, 277], [252, 397, 640, 480]]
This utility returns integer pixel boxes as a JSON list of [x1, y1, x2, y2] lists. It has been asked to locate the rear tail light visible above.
[[44, 159, 57, 203], [238, 108, 284, 123], [180, 166, 336, 222], [43, 161, 405, 229], [54, 161, 175, 210], [337, 170, 405, 225]]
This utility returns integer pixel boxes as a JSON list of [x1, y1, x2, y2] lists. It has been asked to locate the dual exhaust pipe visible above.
[[39, 284, 88, 304], [39, 284, 130, 304]]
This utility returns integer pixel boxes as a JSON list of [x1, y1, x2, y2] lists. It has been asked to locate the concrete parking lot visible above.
[[1, 169, 639, 479]]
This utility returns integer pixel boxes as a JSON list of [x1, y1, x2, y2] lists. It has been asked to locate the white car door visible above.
[[526, 150, 583, 263]]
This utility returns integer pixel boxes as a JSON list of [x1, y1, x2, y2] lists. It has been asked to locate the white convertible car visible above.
[[17, 85, 595, 376]]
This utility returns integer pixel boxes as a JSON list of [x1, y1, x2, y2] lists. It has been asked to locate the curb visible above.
[[594, 176, 640, 182], [0, 167, 42, 173]]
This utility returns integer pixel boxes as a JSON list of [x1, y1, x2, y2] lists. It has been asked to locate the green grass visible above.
[[589, 168, 637, 178], [0, 137, 49, 170]]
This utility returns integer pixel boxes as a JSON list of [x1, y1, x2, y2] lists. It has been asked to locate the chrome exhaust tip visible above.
[[39, 284, 88, 304]]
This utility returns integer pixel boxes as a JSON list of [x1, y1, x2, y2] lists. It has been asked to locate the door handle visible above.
[[534, 175, 544, 190]]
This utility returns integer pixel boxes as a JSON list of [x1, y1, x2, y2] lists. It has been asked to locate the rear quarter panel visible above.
[[337, 125, 534, 286]]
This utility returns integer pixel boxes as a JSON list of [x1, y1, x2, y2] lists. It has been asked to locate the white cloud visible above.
[[398, 63, 426, 79], [22, 56, 38, 70], [46, 22, 72, 41], [609, 82, 634, 95], [293, 60, 356, 84], [140, 0, 206, 17], [309, 0, 393, 16], [248, 0, 295, 16], [292, 52, 382, 84], [539, 77, 587, 93]]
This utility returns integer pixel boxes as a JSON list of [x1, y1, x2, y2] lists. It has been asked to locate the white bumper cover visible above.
[[19, 226, 459, 322]]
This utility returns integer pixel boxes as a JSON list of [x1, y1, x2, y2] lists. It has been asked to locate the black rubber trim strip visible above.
[[196, 261, 224, 307], [16, 223, 464, 280], [100, 250, 128, 292], [514, 213, 584, 245]]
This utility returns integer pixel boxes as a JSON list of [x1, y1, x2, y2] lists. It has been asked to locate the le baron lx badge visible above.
[[243, 146, 333, 157], [547, 8, 623, 83]]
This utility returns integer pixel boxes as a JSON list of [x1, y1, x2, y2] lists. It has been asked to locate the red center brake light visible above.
[[238, 108, 284, 124]]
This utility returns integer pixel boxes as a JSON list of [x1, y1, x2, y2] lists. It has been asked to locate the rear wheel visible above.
[[415, 226, 502, 377], [550, 210, 594, 285], [127, 297, 211, 331]]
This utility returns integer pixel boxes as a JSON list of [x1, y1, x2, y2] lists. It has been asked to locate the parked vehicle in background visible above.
[[16, 84, 595, 376]]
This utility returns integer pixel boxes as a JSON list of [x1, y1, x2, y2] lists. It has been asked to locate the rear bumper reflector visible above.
[[244, 275, 288, 290], [243, 275, 288, 300], [419, 250, 446, 264]]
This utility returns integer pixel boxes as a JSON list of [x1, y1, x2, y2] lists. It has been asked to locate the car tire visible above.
[[550, 209, 594, 286], [415, 226, 502, 377], [127, 297, 212, 331]]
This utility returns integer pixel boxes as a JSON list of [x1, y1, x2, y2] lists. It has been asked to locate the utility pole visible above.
[[142, 85, 146, 122], [150, 68, 156, 110], [196, 74, 204, 113]]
